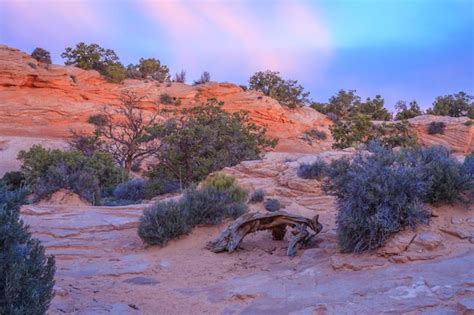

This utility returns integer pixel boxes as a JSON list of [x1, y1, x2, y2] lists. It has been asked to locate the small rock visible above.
[[389, 255, 410, 264], [440, 226, 472, 240], [378, 231, 416, 256], [412, 232, 443, 250], [331, 254, 386, 271], [123, 276, 159, 286], [467, 217, 474, 226], [54, 286, 68, 297], [159, 260, 171, 268]]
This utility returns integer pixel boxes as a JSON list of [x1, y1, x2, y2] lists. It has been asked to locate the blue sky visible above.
[[1, 0, 473, 110]]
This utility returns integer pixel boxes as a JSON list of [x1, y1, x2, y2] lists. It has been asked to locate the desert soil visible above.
[[20, 152, 474, 315]]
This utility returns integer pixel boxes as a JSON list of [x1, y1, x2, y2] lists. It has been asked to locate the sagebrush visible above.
[[0, 185, 56, 314]]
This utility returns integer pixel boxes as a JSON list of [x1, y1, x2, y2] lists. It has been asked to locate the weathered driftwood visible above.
[[207, 211, 323, 256]]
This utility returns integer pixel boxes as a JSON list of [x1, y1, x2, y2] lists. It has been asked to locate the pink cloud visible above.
[[141, 0, 333, 81]]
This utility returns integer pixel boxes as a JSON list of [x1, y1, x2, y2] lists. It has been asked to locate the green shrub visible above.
[[173, 70, 186, 83], [322, 157, 351, 198], [88, 114, 108, 126], [17, 145, 124, 203], [249, 70, 309, 108], [138, 201, 191, 245], [306, 129, 327, 140], [159, 93, 174, 104], [403, 146, 471, 204], [330, 114, 373, 149], [143, 178, 180, 197], [69, 131, 103, 157], [311, 89, 391, 120], [138, 58, 170, 81], [181, 186, 247, 226], [331, 116, 417, 149], [264, 198, 282, 212], [395, 100, 422, 120], [31, 47, 52, 64], [0, 171, 26, 191], [372, 121, 418, 148], [61, 42, 120, 73], [464, 120, 474, 126], [249, 189, 265, 203], [427, 121, 446, 135], [146, 99, 277, 187], [103, 64, 126, 83], [426, 91, 474, 118], [327, 143, 430, 252], [297, 159, 327, 180], [138, 180, 247, 245], [201, 173, 247, 203], [112, 178, 146, 202], [0, 186, 56, 314], [463, 153, 474, 179], [34, 162, 101, 204], [193, 71, 210, 85]]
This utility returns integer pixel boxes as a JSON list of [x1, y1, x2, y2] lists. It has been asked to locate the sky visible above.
[[1, 0, 473, 110]]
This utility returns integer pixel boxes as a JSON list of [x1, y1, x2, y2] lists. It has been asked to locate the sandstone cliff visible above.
[[0, 45, 332, 154]]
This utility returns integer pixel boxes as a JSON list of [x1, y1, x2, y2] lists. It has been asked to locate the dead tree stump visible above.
[[207, 211, 323, 256]]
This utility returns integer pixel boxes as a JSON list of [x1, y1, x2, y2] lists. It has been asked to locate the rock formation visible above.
[[2, 44, 474, 314], [19, 151, 474, 314], [0, 45, 332, 154]]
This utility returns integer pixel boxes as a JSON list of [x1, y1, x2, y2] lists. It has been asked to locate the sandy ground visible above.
[[19, 152, 474, 314]]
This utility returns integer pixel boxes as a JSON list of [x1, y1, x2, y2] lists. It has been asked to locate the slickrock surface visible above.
[[20, 152, 474, 314], [409, 115, 474, 154]]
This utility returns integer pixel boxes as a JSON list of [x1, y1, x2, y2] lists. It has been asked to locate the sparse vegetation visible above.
[[173, 70, 186, 83], [326, 143, 472, 253], [201, 173, 247, 203], [146, 99, 277, 188], [88, 114, 108, 126], [331, 115, 417, 149], [194, 71, 211, 85], [249, 70, 309, 108], [395, 100, 423, 120], [138, 177, 247, 245], [159, 93, 174, 104], [249, 189, 265, 203], [0, 171, 26, 191], [311, 90, 392, 121], [297, 159, 327, 180], [304, 129, 327, 141], [112, 178, 146, 204], [17, 145, 124, 204], [427, 121, 446, 135], [326, 143, 430, 252], [264, 198, 282, 212], [427, 92, 474, 118], [92, 91, 162, 172], [103, 63, 126, 83], [61, 42, 120, 72], [0, 185, 56, 314], [125, 64, 142, 79], [138, 200, 191, 246], [138, 58, 170, 81], [31, 47, 52, 64], [403, 146, 471, 204]]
